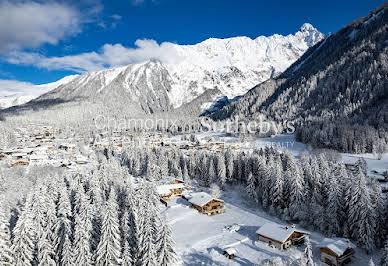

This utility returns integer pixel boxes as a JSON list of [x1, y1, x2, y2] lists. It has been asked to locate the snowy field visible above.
[[165, 132, 387, 265], [163, 186, 375, 265]]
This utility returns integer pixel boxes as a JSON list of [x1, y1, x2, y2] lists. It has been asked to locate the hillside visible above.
[[211, 3, 388, 153]]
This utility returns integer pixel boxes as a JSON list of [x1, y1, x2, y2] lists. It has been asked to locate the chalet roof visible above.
[[224, 248, 237, 255], [318, 239, 356, 257], [188, 192, 223, 207], [256, 223, 309, 243], [30, 154, 48, 160], [12, 152, 27, 157], [156, 184, 185, 195]]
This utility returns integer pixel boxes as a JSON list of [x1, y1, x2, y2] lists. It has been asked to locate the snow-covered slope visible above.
[[35, 24, 324, 113], [0, 75, 78, 109]]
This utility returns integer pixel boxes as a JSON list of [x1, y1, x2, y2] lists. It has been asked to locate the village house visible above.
[[256, 223, 309, 250], [157, 183, 185, 204], [318, 239, 355, 266], [11, 161, 29, 167], [185, 192, 225, 215], [223, 248, 237, 259], [12, 152, 28, 160], [30, 154, 49, 164], [59, 143, 76, 152], [75, 155, 88, 165]]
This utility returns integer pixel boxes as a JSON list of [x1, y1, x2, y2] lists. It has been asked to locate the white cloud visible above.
[[111, 14, 122, 20], [6, 39, 184, 73], [0, 79, 38, 97], [0, 1, 83, 52]]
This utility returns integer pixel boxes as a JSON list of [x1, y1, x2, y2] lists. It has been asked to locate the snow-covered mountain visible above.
[[34, 23, 324, 113], [0, 75, 78, 109]]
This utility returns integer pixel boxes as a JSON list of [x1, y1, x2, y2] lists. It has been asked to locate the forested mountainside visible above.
[[2, 24, 323, 114], [211, 3, 388, 153]]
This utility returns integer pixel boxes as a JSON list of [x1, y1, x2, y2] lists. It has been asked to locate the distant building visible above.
[[156, 183, 185, 203], [185, 192, 225, 215], [223, 248, 237, 259], [318, 239, 355, 266], [11, 161, 29, 167], [256, 223, 309, 250]]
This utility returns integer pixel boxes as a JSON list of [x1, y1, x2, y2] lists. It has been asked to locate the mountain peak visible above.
[[299, 23, 317, 33]]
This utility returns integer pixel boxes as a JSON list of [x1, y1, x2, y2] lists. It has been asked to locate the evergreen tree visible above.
[[95, 189, 121, 266], [246, 172, 257, 202], [73, 191, 93, 266], [380, 240, 388, 266], [156, 217, 179, 266], [303, 236, 314, 266], [0, 209, 14, 265], [348, 166, 376, 252], [12, 207, 34, 266]]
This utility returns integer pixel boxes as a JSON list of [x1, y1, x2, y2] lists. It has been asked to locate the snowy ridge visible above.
[[34, 24, 324, 112], [0, 75, 78, 109]]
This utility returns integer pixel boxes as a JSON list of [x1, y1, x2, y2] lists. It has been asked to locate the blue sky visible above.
[[0, 0, 386, 92]]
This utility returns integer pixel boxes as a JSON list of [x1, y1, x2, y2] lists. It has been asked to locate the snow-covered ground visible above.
[[163, 186, 375, 265]]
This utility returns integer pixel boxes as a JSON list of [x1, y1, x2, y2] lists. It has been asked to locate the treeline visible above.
[[296, 121, 387, 155], [121, 144, 388, 253], [0, 160, 179, 266]]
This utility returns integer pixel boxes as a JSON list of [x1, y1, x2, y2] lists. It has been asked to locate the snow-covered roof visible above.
[[12, 153, 27, 157], [30, 154, 48, 160], [318, 239, 356, 256], [256, 223, 308, 243], [224, 248, 237, 255], [188, 192, 223, 207], [156, 184, 185, 195]]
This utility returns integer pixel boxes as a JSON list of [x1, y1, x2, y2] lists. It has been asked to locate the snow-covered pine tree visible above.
[[216, 153, 227, 187], [246, 172, 257, 202], [54, 187, 72, 265], [73, 190, 93, 266], [325, 168, 342, 236], [37, 231, 56, 266], [120, 211, 133, 266], [137, 201, 157, 266], [380, 240, 388, 266], [95, 188, 121, 266], [12, 205, 34, 266], [308, 156, 325, 232], [303, 236, 314, 266], [269, 156, 284, 214], [284, 153, 306, 222], [156, 216, 179, 266], [207, 157, 216, 186], [225, 149, 234, 182], [348, 166, 376, 253], [0, 208, 14, 265], [371, 181, 386, 248]]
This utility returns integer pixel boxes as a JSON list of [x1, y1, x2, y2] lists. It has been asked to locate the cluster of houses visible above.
[[156, 178, 226, 216], [0, 126, 90, 169], [155, 177, 355, 265], [219, 222, 356, 265]]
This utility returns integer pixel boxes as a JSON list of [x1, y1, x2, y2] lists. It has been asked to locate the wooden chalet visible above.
[[0, 153, 4, 160], [186, 192, 225, 215], [173, 178, 185, 184], [256, 223, 309, 250], [11, 161, 29, 167], [156, 183, 185, 204], [223, 248, 237, 259], [318, 239, 355, 266]]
